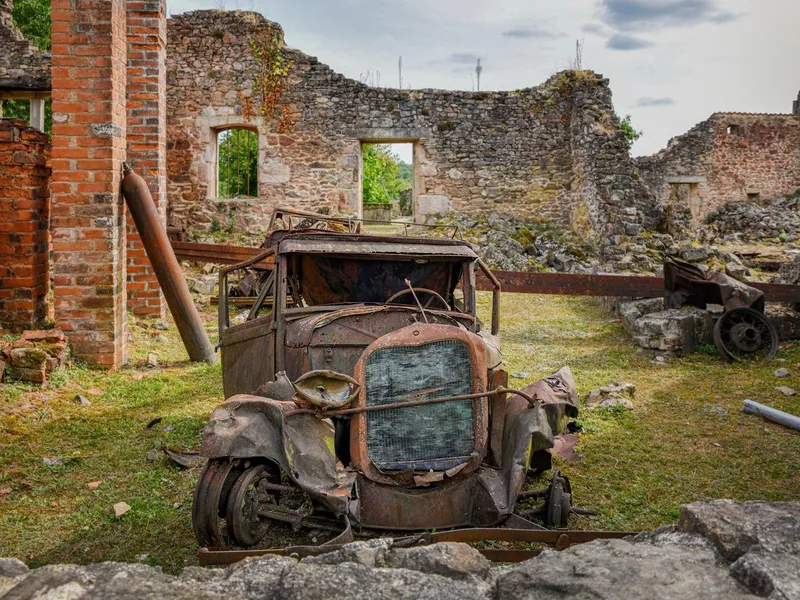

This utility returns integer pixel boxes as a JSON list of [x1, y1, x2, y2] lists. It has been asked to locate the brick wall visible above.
[[50, 0, 128, 367], [0, 118, 50, 328], [126, 0, 166, 317]]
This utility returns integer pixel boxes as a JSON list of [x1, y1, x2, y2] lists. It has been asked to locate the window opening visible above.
[[217, 128, 258, 198]]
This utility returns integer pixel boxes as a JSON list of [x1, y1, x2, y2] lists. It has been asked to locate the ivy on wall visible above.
[[248, 23, 292, 121]]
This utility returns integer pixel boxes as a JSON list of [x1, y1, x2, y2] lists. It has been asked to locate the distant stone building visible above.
[[636, 113, 800, 231], [165, 10, 653, 243]]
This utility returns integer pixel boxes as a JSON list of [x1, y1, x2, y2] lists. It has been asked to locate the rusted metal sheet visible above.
[[121, 166, 216, 364], [172, 241, 274, 269]]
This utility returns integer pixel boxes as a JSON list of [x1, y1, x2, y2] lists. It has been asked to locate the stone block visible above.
[[9, 347, 47, 370], [188, 275, 216, 295], [632, 309, 698, 353], [618, 298, 664, 333], [8, 366, 46, 383], [418, 195, 450, 216]]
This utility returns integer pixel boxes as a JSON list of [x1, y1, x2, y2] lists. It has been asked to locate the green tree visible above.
[[218, 128, 258, 198], [362, 144, 410, 205], [13, 0, 51, 50], [619, 114, 642, 151], [4, 0, 52, 133]]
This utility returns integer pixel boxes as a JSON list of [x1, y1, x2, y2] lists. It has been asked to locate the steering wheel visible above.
[[386, 287, 451, 310]]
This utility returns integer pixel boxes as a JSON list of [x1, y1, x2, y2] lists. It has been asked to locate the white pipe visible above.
[[743, 400, 800, 432]]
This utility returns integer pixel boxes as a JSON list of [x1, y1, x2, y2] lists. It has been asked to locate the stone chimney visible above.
[[794, 90, 800, 116]]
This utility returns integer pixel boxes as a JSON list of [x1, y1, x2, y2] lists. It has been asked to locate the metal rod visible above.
[[122, 164, 217, 364], [286, 387, 537, 418], [743, 399, 800, 431], [225, 130, 231, 198], [246, 130, 251, 196], [236, 129, 241, 197]]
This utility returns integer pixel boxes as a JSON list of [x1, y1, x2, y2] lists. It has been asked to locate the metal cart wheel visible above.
[[713, 307, 778, 363]]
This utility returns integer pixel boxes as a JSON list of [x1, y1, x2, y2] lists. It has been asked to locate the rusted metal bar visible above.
[[477, 270, 666, 297], [167, 241, 800, 303], [196, 527, 638, 566], [122, 165, 217, 364], [171, 241, 274, 269], [285, 387, 538, 418]]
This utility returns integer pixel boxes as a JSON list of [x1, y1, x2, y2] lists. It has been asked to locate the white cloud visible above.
[[167, 0, 799, 155]]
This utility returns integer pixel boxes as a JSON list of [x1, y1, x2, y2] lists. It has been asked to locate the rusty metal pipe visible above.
[[121, 164, 216, 364]]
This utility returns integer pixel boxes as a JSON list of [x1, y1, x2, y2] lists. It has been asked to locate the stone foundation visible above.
[[1, 500, 798, 599]]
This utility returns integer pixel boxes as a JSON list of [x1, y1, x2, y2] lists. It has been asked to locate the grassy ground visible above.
[[1, 294, 799, 573]]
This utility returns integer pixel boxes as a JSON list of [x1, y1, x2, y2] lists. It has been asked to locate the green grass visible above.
[[1, 294, 799, 572], [481, 294, 800, 531]]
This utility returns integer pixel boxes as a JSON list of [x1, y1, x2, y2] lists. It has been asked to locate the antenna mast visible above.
[[475, 58, 483, 92]]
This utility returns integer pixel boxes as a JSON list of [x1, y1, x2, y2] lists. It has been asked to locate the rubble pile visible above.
[[441, 212, 596, 273], [1, 500, 798, 599], [705, 195, 800, 243], [0, 329, 68, 384]]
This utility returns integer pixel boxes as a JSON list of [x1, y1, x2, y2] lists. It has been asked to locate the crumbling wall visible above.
[[636, 113, 800, 231], [0, 118, 50, 328], [165, 10, 653, 243], [0, 0, 50, 92]]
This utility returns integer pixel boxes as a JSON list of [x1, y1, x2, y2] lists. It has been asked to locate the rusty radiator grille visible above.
[[365, 340, 475, 471]]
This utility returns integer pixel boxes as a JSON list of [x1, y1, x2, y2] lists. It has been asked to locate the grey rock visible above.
[[188, 275, 216, 295], [587, 382, 636, 410], [278, 562, 483, 600], [495, 538, 753, 600], [730, 547, 800, 600], [42, 457, 63, 467], [147, 352, 158, 368], [618, 298, 664, 333], [383, 542, 492, 581], [774, 368, 790, 378], [725, 261, 751, 281], [152, 321, 169, 331], [75, 394, 91, 407], [775, 386, 796, 396], [302, 538, 393, 567], [678, 500, 800, 562], [0, 558, 28, 577], [200, 554, 295, 598]]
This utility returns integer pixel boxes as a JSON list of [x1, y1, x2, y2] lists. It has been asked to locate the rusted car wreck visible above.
[[192, 210, 581, 554]]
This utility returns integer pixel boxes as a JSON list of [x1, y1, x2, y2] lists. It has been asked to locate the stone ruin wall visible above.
[[165, 10, 652, 245], [636, 113, 800, 234]]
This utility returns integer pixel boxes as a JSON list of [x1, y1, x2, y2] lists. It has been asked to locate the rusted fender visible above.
[[501, 366, 579, 510], [200, 395, 355, 513]]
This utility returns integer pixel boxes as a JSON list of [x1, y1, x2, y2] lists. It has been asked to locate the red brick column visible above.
[[0, 119, 50, 329], [126, 0, 166, 317], [50, 0, 128, 367]]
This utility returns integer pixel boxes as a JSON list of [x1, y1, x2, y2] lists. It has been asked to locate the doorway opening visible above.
[[360, 142, 414, 226]]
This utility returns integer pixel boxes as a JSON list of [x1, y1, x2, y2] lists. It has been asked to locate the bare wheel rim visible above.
[[226, 464, 274, 547], [545, 470, 571, 529], [713, 308, 778, 363], [192, 458, 242, 549]]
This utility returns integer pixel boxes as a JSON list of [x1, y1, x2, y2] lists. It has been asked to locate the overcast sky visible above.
[[169, 0, 798, 156]]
